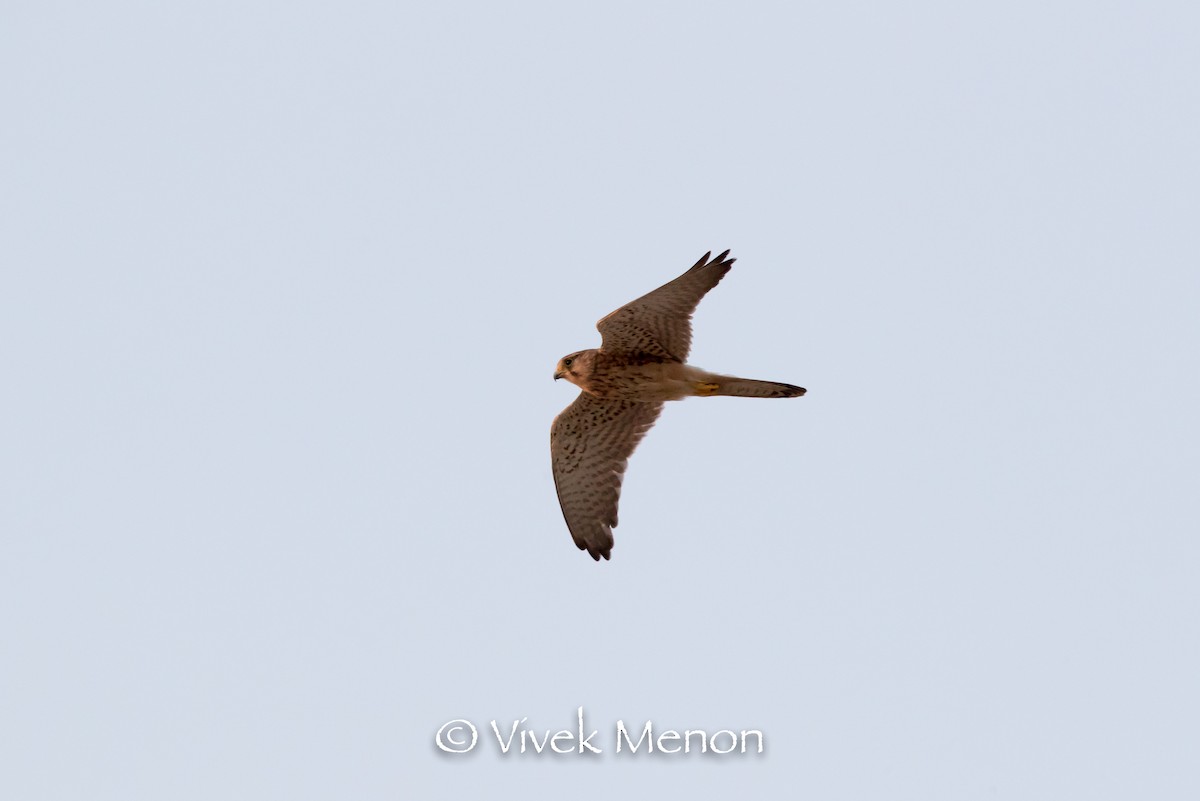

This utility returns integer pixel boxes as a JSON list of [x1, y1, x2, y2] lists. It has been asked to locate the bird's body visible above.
[[558, 351, 803, 402], [551, 250, 805, 561]]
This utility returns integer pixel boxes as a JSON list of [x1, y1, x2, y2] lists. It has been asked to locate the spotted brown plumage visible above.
[[551, 250, 806, 561], [550, 395, 663, 560], [595, 250, 735, 361]]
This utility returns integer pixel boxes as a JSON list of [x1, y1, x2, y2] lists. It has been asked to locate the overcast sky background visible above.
[[2, 1, 1198, 799]]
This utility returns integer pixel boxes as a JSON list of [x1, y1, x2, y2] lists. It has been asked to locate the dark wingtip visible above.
[[690, 251, 713, 271], [690, 249, 736, 272], [580, 543, 610, 561]]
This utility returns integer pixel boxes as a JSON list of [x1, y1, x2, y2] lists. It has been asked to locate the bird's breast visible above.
[[580, 358, 695, 402]]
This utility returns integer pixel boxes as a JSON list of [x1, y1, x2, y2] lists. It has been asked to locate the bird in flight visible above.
[[551, 250, 805, 561]]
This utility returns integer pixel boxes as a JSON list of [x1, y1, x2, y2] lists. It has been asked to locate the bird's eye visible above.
[[563, 358, 573, 366]]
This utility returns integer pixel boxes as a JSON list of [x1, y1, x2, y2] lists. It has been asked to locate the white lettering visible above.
[[656, 730, 681, 754], [490, 718, 525, 753], [577, 707, 602, 754], [525, 729, 551, 753], [615, 720, 653, 753], [551, 730, 575, 754], [710, 730, 738, 754]]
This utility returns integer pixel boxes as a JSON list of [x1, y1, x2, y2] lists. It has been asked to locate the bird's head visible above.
[[554, 350, 594, 386]]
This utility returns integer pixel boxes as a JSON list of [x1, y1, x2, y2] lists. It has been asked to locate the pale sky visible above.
[[2, 2, 1198, 799]]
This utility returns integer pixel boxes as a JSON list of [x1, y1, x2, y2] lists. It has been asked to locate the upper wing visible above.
[[550, 392, 664, 561], [595, 250, 734, 361]]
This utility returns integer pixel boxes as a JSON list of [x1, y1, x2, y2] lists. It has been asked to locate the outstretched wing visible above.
[[596, 250, 734, 361], [550, 392, 664, 561]]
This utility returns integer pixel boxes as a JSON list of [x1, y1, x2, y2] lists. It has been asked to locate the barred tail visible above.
[[694, 376, 806, 398]]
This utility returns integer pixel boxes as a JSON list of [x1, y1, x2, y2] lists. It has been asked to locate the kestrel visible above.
[[551, 250, 805, 561]]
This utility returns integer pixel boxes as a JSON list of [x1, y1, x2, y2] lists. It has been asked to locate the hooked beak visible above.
[[553, 370, 565, 380]]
